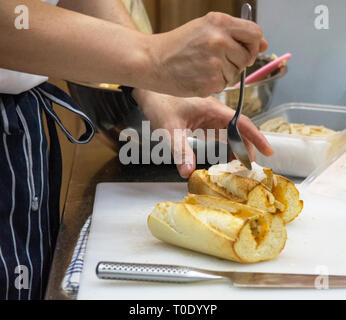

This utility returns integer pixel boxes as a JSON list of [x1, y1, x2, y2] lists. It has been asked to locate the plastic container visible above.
[[251, 103, 346, 177], [300, 146, 346, 201]]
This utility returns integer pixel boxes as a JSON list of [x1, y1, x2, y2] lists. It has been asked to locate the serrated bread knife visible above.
[[96, 262, 346, 288]]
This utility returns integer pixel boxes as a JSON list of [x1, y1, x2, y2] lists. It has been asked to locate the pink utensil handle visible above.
[[234, 53, 291, 87]]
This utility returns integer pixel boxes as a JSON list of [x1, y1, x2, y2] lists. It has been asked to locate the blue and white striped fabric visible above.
[[0, 82, 94, 300], [61, 216, 91, 299]]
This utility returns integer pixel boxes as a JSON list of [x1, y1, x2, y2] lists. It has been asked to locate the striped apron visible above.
[[0, 82, 94, 300]]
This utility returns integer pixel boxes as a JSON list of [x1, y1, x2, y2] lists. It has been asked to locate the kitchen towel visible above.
[[61, 216, 91, 299]]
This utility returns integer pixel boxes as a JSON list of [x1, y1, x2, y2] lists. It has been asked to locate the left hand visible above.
[[133, 89, 274, 179]]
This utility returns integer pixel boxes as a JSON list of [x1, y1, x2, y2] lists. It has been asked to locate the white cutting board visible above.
[[78, 182, 346, 300]]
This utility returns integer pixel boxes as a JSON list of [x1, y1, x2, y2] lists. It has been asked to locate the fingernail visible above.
[[179, 164, 194, 178], [267, 146, 274, 156]]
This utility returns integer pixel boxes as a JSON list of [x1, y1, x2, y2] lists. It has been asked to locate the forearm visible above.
[[60, 0, 157, 103], [1, 0, 267, 98], [0, 0, 152, 87], [58, 0, 138, 30]]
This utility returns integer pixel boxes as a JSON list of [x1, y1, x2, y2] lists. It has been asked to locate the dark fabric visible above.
[[0, 83, 94, 300]]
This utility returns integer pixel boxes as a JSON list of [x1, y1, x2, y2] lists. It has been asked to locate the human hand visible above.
[[145, 12, 268, 98], [133, 89, 273, 178]]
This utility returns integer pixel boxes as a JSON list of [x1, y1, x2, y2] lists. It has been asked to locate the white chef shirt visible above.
[[0, 0, 59, 94]]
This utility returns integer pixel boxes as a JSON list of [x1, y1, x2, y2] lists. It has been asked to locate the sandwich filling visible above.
[[207, 160, 267, 182], [207, 160, 285, 213]]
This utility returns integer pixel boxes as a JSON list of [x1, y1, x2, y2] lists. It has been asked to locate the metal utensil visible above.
[[227, 3, 253, 170], [96, 262, 346, 288]]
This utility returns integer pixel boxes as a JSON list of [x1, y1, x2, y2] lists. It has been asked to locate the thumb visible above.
[[171, 129, 196, 179]]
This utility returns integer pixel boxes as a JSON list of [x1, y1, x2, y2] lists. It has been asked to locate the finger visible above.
[[229, 19, 263, 45], [242, 137, 256, 162], [228, 20, 263, 64], [171, 129, 196, 179], [259, 38, 268, 52], [237, 115, 274, 156], [204, 98, 274, 157], [222, 55, 240, 84], [225, 39, 254, 70]]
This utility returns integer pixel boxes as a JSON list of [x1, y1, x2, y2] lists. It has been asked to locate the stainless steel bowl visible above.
[[67, 55, 287, 153], [213, 55, 287, 117]]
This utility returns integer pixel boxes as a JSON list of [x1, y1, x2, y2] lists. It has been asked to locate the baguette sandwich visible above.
[[148, 194, 287, 263], [188, 161, 303, 224]]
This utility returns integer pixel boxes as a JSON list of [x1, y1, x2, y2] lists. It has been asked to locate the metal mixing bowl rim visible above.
[[67, 80, 122, 92]]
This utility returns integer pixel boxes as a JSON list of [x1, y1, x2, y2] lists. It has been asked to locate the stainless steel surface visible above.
[[227, 3, 252, 170], [229, 272, 346, 288], [241, 2, 252, 20], [96, 261, 346, 288], [214, 58, 287, 117], [96, 262, 222, 283]]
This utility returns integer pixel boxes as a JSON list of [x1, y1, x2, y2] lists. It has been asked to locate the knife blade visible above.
[[96, 262, 346, 289]]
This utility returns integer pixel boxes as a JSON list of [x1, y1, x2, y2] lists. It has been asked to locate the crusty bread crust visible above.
[[188, 170, 246, 202], [148, 197, 287, 263], [273, 175, 304, 223], [188, 169, 303, 224]]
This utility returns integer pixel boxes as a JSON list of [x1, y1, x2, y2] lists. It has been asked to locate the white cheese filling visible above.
[[207, 160, 267, 183], [207, 160, 285, 212]]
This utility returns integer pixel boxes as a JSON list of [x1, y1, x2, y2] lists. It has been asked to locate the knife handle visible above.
[[96, 262, 223, 283]]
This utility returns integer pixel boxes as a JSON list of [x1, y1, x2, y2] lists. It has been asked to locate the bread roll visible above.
[[148, 194, 287, 263], [188, 168, 303, 224]]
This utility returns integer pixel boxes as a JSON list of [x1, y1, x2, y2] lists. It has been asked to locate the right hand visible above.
[[146, 12, 268, 98], [132, 88, 274, 178]]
